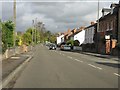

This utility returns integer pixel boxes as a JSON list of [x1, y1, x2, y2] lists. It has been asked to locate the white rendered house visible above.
[[57, 34, 64, 45], [74, 30, 85, 45]]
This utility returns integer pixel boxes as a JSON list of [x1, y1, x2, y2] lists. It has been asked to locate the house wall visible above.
[[98, 14, 117, 54], [74, 30, 85, 45], [99, 15, 117, 37], [57, 35, 64, 44], [84, 26, 95, 44]]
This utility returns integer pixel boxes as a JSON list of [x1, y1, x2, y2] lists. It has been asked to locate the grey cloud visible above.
[[2, 0, 119, 33], [2, 2, 13, 21], [0, 2, 2, 19]]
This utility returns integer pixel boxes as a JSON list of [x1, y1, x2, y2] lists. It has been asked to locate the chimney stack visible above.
[[110, 3, 119, 14], [91, 22, 95, 25]]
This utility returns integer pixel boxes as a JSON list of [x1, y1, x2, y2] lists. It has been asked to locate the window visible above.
[[110, 21, 113, 30], [106, 22, 109, 31]]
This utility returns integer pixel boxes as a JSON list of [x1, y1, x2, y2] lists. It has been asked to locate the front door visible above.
[[106, 40, 111, 54]]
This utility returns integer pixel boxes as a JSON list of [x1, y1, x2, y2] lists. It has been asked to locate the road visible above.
[[13, 44, 119, 88]]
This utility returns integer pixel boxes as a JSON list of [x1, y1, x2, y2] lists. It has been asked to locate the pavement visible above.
[[81, 52, 119, 61], [57, 47, 119, 61], [12, 44, 119, 88], [2, 50, 33, 88]]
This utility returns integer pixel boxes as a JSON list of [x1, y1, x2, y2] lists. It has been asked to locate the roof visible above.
[[98, 2, 119, 21], [85, 23, 97, 30]]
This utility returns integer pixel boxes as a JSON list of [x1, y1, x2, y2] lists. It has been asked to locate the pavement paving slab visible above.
[[2, 51, 33, 80]]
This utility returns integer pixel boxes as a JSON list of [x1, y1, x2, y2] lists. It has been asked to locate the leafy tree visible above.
[[49, 34, 56, 43], [2, 20, 14, 52], [74, 40, 80, 46], [22, 28, 32, 45], [0, 20, 2, 53]]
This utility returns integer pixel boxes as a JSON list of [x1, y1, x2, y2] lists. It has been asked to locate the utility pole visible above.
[[118, 1, 120, 57], [118, 1, 120, 44], [32, 20, 34, 46], [97, 0, 100, 32], [13, 0, 16, 53], [96, 0, 100, 53], [35, 18, 37, 44]]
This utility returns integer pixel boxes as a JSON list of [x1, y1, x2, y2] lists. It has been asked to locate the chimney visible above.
[[73, 28, 77, 33], [79, 27, 85, 31], [110, 3, 118, 8], [91, 22, 95, 25], [110, 3, 119, 14], [67, 29, 71, 33]]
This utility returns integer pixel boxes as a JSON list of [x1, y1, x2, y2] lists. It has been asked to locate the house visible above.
[[57, 34, 64, 45], [98, 3, 119, 54], [68, 28, 77, 41], [73, 27, 85, 45], [66, 27, 85, 45], [84, 22, 97, 44], [64, 29, 71, 42], [82, 22, 97, 52]]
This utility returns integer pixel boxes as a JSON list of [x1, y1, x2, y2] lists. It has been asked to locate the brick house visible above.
[[98, 3, 119, 55]]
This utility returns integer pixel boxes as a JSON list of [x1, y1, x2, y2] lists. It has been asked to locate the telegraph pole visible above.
[[32, 20, 34, 46], [96, 0, 100, 53], [97, 0, 99, 32], [13, 0, 16, 51], [35, 18, 37, 44], [118, 1, 120, 57], [118, 1, 120, 44]]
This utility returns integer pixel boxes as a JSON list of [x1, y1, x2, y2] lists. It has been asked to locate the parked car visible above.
[[60, 45, 71, 51], [49, 44, 57, 50]]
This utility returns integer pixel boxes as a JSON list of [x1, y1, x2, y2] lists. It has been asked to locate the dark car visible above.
[[49, 44, 57, 50]]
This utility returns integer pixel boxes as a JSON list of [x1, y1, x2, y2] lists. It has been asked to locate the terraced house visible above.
[[82, 22, 97, 53], [98, 2, 120, 55]]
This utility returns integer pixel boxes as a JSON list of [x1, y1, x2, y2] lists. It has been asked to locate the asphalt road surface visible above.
[[13, 44, 119, 88]]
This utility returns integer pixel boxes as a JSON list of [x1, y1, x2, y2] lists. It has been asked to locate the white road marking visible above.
[[114, 73, 120, 77], [67, 56, 73, 59], [62, 54, 65, 56], [74, 59, 83, 62], [75, 59, 79, 61], [79, 61, 83, 62], [88, 64, 102, 70], [11, 57, 20, 59]]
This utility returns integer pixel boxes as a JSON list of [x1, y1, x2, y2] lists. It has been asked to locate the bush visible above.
[[74, 40, 80, 46], [66, 40, 74, 46]]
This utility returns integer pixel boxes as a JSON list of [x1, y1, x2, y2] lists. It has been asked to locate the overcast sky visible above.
[[1, 0, 119, 33]]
